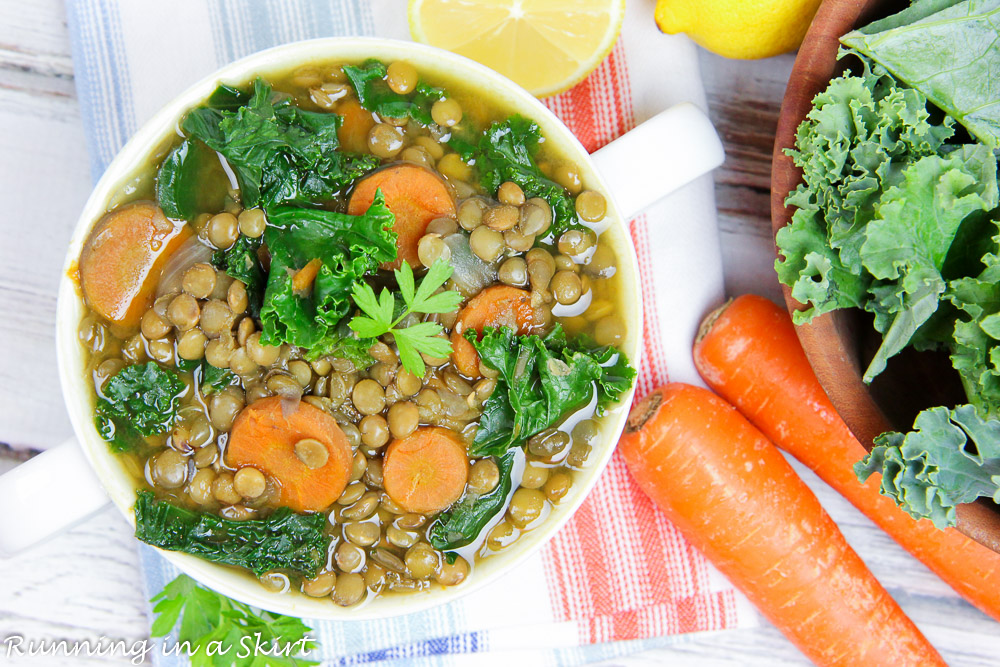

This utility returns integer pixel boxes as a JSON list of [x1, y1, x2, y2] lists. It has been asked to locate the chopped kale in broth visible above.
[[75, 56, 635, 606]]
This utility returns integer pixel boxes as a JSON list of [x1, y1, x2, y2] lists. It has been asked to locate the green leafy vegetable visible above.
[[856, 404, 1000, 528], [95, 363, 185, 453], [348, 259, 463, 376], [841, 0, 1000, 149], [945, 248, 1000, 420], [259, 191, 397, 350], [199, 362, 235, 396], [134, 491, 328, 578], [342, 59, 444, 125], [429, 450, 516, 551], [474, 116, 577, 236], [151, 574, 318, 667], [775, 68, 954, 325], [468, 325, 635, 457], [211, 234, 266, 318], [181, 78, 380, 208], [156, 139, 229, 221], [859, 146, 999, 380]]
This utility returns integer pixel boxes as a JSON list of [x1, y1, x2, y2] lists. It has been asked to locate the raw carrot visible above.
[[227, 396, 353, 512], [619, 384, 946, 667], [382, 427, 468, 514], [79, 202, 191, 329], [347, 164, 456, 270], [451, 285, 542, 378], [694, 293, 1000, 623]]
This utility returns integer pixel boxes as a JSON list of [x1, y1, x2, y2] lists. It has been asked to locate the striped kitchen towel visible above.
[[66, 0, 758, 664]]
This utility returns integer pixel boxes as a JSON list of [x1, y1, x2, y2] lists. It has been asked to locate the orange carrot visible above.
[[694, 293, 1000, 623], [382, 427, 469, 514], [227, 397, 352, 512], [619, 384, 946, 667], [337, 98, 376, 154], [347, 164, 456, 270], [291, 257, 322, 292], [78, 202, 191, 329], [451, 285, 542, 378]]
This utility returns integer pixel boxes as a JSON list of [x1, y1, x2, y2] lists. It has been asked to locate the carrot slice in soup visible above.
[[79, 202, 191, 329], [227, 397, 353, 512], [451, 285, 541, 378], [337, 98, 376, 154], [347, 164, 456, 270], [382, 427, 469, 514]]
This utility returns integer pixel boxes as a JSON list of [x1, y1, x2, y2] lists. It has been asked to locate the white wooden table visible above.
[[1, 1, 998, 665]]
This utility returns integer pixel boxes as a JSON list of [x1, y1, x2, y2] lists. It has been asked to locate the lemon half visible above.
[[408, 0, 626, 98]]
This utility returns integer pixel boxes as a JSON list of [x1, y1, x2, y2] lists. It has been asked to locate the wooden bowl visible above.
[[770, 0, 1000, 553]]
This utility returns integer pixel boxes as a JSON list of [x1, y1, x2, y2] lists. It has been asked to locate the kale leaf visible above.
[[841, 0, 1000, 149], [468, 325, 635, 457], [211, 233, 266, 318], [95, 363, 185, 453], [181, 78, 380, 208], [342, 59, 444, 125], [134, 491, 329, 578], [856, 404, 1000, 528], [775, 68, 955, 326], [474, 116, 577, 236], [259, 191, 397, 350], [198, 361, 235, 397], [156, 139, 229, 221], [151, 574, 319, 667], [858, 145, 999, 380], [429, 450, 516, 551]]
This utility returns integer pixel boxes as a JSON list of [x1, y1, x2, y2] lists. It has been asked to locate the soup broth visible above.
[[75, 56, 635, 607]]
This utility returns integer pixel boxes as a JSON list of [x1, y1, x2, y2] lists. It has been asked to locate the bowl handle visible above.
[[591, 102, 724, 220], [0, 439, 110, 557]]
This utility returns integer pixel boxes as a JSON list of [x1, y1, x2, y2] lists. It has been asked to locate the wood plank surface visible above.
[[0, 1, 997, 664]]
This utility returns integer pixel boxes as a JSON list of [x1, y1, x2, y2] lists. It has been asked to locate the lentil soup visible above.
[[72, 53, 637, 609]]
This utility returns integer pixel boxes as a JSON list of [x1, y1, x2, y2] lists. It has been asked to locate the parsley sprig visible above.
[[151, 574, 318, 666], [348, 260, 463, 376]]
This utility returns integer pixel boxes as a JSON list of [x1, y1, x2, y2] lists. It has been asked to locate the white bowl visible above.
[[42, 37, 719, 619]]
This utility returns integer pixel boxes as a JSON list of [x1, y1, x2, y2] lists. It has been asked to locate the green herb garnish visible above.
[[95, 363, 185, 453], [134, 491, 328, 578], [151, 574, 318, 667], [348, 259, 463, 377]]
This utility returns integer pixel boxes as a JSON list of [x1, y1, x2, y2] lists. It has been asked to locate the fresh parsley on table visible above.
[[151, 574, 318, 667]]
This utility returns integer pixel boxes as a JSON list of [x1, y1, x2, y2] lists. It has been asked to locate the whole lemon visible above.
[[655, 0, 822, 60]]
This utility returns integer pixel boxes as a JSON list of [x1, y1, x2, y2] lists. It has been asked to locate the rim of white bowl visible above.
[[55, 36, 643, 621]]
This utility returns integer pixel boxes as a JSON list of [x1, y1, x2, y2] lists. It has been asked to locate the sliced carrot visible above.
[[337, 98, 376, 154], [79, 202, 191, 329], [619, 384, 946, 667], [227, 396, 352, 512], [291, 257, 322, 292], [347, 164, 456, 270], [382, 427, 469, 514], [694, 294, 1000, 622], [451, 285, 542, 378]]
